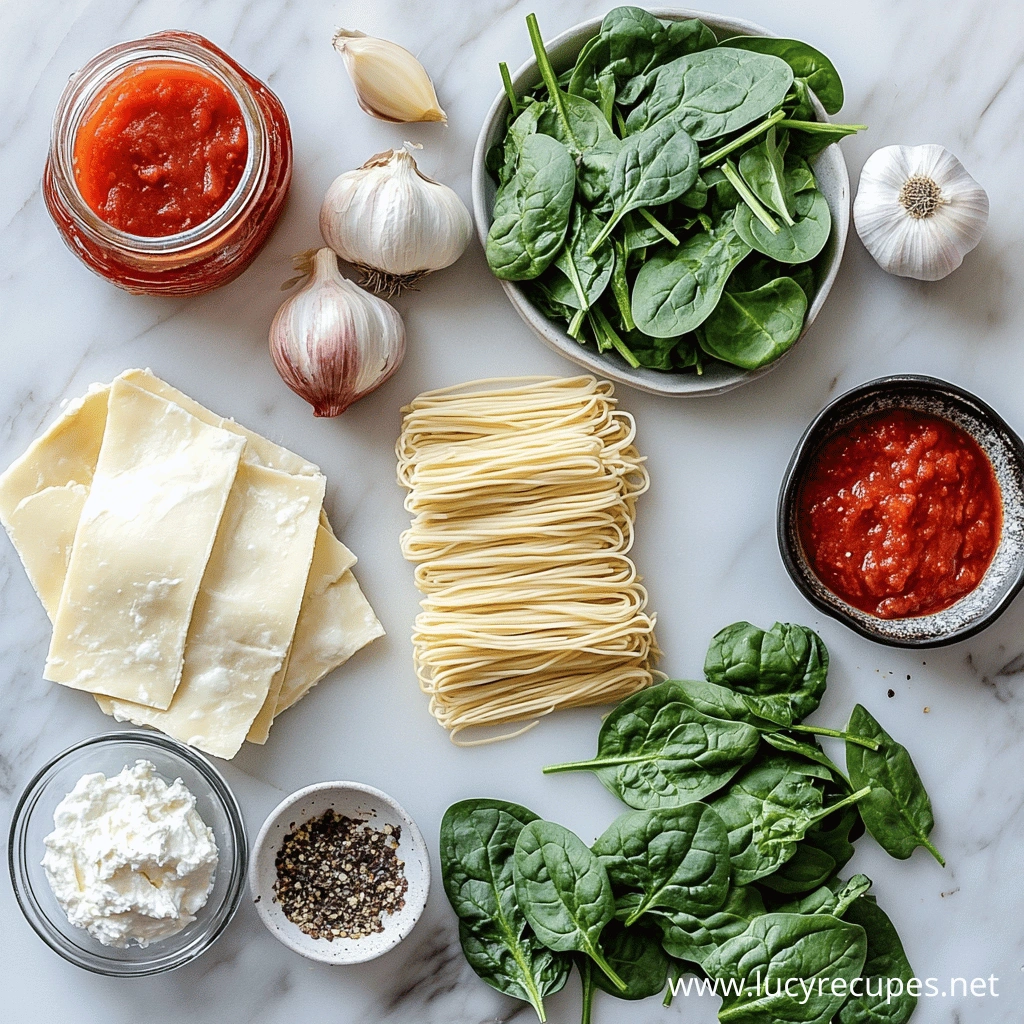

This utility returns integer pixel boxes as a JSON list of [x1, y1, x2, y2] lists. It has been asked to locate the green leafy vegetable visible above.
[[593, 803, 731, 923], [589, 114, 699, 250], [778, 874, 873, 918], [486, 134, 576, 280], [554, 207, 616, 310], [704, 621, 829, 726], [654, 884, 766, 964], [723, 36, 845, 114], [738, 127, 793, 223], [734, 187, 832, 263], [542, 681, 761, 808], [703, 912, 868, 1024], [513, 820, 627, 991], [632, 223, 751, 337], [590, 921, 670, 999], [837, 896, 918, 1024], [846, 704, 945, 866], [440, 800, 571, 1021], [631, 48, 794, 139], [696, 277, 807, 370]]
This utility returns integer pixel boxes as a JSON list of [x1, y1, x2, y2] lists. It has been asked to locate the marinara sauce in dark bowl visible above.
[[778, 375, 1024, 647]]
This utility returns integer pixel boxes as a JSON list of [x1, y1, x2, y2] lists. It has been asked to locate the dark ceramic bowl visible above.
[[778, 375, 1024, 647]]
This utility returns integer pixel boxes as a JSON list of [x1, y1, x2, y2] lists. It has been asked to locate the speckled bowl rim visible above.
[[470, 7, 851, 397], [248, 781, 430, 965], [777, 375, 1024, 647]]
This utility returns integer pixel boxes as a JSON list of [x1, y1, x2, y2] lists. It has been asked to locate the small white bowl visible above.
[[249, 782, 430, 964], [471, 7, 851, 397]]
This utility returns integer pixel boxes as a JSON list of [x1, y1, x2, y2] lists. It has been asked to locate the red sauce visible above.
[[73, 63, 248, 236], [797, 409, 1002, 619]]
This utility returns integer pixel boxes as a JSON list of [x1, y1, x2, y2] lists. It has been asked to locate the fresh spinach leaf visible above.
[[653, 884, 766, 965], [723, 37, 844, 114], [554, 207, 615, 310], [591, 921, 670, 999], [802, 804, 862, 873], [440, 799, 571, 1020], [593, 803, 731, 923], [738, 127, 793, 223], [497, 102, 545, 186], [513, 820, 627, 991], [632, 224, 750, 337], [697, 276, 807, 370], [846, 704, 945, 866], [543, 681, 761, 809], [630, 48, 793, 139], [615, 328, 680, 370], [704, 621, 829, 726], [703, 913, 868, 1024], [486, 134, 575, 280], [758, 842, 837, 895], [711, 755, 831, 884], [838, 896, 918, 1024], [760, 731, 850, 789], [589, 114, 699, 249], [734, 187, 831, 263], [778, 874, 872, 918]]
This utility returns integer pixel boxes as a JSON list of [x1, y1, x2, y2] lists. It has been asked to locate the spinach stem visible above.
[[614, 106, 627, 137], [610, 240, 635, 331], [664, 962, 680, 1007], [637, 207, 680, 246], [809, 786, 872, 827], [592, 306, 640, 368], [543, 753, 653, 773], [568, 307, 586, 339], [778, 119, 867, 134], [790, 724, 880, 751], [579, 959, 594, 1024], [921, 836, 946, 868], [698, 109, 786, 169], [721, 159, 780, 235], [526, 14, 577, 153], [561, 248, 590, 311], [588, 945, 627, 992], [499, 62, 520, 116]]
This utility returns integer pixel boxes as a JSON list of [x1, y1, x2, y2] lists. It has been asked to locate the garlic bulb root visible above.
[[332, 29, 446, 124], [320, 147, 472, 297], [270, 248, 406, 417], [854, 144, 989, 281]]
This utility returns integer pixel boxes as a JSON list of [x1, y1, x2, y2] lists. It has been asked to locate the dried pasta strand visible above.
[[396, 375, 657, 744]]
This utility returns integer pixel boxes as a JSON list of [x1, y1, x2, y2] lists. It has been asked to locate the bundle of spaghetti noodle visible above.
[[396, 376, 657, 743]]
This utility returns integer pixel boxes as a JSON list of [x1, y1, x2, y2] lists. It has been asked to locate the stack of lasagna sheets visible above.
[[0, 369, 383, 758]]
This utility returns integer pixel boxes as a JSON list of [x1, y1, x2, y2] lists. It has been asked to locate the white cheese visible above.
[[42, 760, 218, 948], [97, 463, 325, 758], [45, 379, 246, 709]]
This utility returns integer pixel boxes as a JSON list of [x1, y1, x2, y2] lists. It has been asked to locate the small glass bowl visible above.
[[8, 731, 247, 976]]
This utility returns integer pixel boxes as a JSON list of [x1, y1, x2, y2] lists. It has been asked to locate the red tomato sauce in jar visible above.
[[797, 409, 1002, 619], [73, 63, 248, 236]]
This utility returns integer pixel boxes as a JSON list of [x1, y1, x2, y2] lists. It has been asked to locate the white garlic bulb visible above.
[[270, 248, 405, 417], [854, 144, 989, 281], [320, 147, 473, 295], [332, 29, 446, 124]]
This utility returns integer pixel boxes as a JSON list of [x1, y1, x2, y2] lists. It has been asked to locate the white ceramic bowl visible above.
[[249, 782, 430, 964], [471, 8, 851, 397]]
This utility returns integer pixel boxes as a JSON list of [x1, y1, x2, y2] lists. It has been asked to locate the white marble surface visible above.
[[2, 1, 1023, 1021]]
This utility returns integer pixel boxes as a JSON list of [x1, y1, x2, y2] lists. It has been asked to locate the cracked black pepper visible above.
[[274, 809, 409, 941]]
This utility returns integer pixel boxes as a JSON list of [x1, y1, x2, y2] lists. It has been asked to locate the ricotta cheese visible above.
[[42, 760, 218, 948]]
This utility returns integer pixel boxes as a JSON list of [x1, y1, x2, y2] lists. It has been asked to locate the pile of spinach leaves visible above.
[[485, 9, 865, 374], [441, 621, 939, 1024]]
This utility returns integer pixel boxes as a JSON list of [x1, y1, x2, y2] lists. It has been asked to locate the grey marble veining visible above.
[[2, 1, 1023, 1021]]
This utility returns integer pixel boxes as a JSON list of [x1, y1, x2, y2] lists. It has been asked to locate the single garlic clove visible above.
[[320, 147, 472, 295], [270, 248, 406, 417], [332, 29, 446, 124], [854, 144, 989, 281]]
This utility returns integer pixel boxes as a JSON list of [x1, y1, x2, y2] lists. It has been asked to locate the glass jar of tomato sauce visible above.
[[44, 31, 292, 296]]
